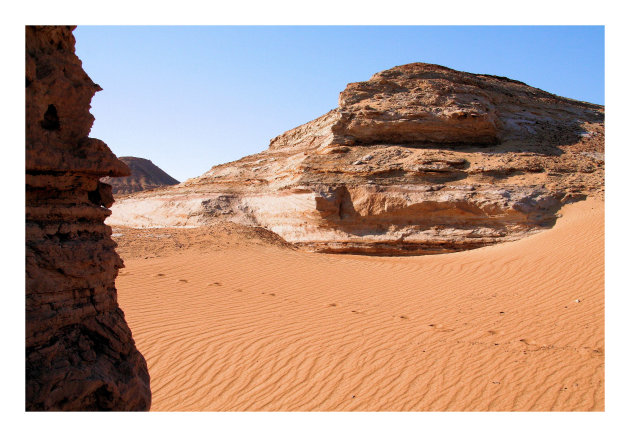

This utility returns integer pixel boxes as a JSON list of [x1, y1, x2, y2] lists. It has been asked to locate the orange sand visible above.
[[115, 198, 604, 411]]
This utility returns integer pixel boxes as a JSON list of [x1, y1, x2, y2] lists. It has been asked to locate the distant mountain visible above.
[[102, 156, 179, 195]]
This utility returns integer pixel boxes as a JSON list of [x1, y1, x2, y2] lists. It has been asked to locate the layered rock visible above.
[[109, 63, 604, 255], [26, 26, 150, 410], [101, 156, 179, 195]]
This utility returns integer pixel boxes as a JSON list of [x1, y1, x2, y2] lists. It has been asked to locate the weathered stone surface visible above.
[[330, 63, 603, 147], [101, 156, 179, 195], [26, 25, 150, 410], [109, 63, 604, 255]]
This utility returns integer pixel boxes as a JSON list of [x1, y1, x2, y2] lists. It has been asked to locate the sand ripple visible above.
[[116, 199, 604, 411]]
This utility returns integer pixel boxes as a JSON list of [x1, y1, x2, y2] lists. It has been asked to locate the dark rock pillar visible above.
[[26, 25, 151, 411]]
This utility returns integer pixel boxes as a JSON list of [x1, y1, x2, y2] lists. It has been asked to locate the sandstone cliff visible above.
[[109, 63, 604, 255], [101, 156, 179, 195], [26, 26, 151, 410]]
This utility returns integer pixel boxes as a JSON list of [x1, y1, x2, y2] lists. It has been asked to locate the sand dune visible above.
[[114, 198, 604, 411]]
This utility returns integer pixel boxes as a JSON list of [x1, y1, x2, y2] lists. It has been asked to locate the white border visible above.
[[4, 1, 627, 436]]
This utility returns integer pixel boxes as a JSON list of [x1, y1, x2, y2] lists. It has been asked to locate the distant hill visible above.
[[102, 156, 179, 195]]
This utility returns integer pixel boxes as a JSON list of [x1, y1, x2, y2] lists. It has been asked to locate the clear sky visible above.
[[74, 26, 604, 182]]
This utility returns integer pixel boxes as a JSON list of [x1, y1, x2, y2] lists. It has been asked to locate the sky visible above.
[[74, 26, 604, 182]]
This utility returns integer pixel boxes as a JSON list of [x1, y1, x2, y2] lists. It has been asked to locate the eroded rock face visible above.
[[101, 156, 179, 195], [109, 63, 604, 255], [26, 25, 151, 410], [330, 63, 602, 147]]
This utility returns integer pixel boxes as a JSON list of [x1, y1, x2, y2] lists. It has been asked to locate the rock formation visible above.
[[108, 63, 604, 255], [26, 26, 151, 410], [101, 156, 179, 195]]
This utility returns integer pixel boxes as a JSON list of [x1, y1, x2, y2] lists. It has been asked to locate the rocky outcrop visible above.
[[101, 156, 179, 195], [26, 26, 150, 410], [330, 63, 600, 147], [108, 63, 604, 255]]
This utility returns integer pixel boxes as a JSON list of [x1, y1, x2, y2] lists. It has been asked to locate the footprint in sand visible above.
[[487, 329, 505, 335], [178, 279, 188, 283], [429, 324, 454, 332], [399, 315, 409, 320], [519, 338, 541, 347], [155, 273, 165, 277], [328, 303, 337, 307], [207, 282, 222, 287], [578, 347, 603, 357], [269, 293, 276, 297]]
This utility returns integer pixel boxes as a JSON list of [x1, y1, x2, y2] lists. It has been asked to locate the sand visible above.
[[114, 198, 604, 411]]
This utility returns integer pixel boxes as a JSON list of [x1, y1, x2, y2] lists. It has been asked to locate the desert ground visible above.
[[112, 197, 604, 411]]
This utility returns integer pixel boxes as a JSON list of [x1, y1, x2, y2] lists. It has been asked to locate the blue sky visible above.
[[74, 26, 604, 182]]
